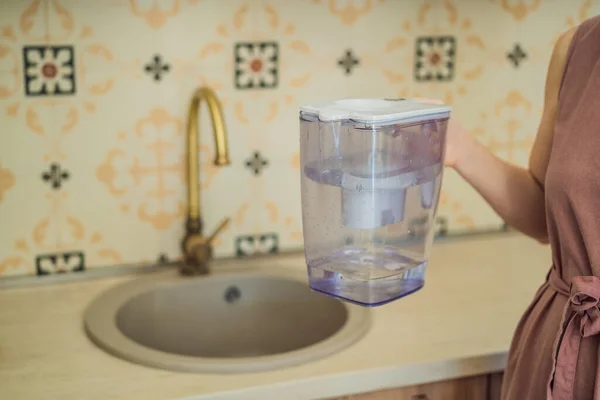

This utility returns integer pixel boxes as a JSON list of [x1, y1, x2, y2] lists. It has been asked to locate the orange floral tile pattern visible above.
[[312, 0, 387, 26], [176, 3, 316, 126], [490, 0, 542, 20], [0, 191, 122, 276], [0, 164, 15, 203], [129, 0, 201, 29], [0, 0, 599, 277], [380, 0, 487, 104], [96, 108, 188, 230]]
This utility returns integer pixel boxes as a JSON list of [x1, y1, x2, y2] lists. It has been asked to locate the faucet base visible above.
[[179, 263, 209, 276], [180, 233, 213, 276]]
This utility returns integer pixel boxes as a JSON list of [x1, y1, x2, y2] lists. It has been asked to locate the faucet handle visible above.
[[207, 217, 230, 244]]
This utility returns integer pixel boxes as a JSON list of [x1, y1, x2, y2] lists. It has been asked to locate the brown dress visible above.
[[501, 15, 600, 400]]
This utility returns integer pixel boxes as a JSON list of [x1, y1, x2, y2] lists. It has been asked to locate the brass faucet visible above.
[[181, 87, 231, 275]]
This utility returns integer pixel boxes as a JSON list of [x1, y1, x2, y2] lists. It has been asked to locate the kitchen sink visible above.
[[83, 265, 371, 373]]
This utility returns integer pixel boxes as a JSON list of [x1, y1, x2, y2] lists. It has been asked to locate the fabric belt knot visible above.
[[547, 269, 600, 400]]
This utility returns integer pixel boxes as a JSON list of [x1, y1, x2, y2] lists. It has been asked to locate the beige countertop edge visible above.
[[183, 353, 508, 400]]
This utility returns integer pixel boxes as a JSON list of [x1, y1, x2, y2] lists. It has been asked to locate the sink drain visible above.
[[224, 286, 241, 303]]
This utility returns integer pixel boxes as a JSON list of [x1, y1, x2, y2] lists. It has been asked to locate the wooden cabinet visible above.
[[488, 372, 504, 400], [329, 373, 495, 400]]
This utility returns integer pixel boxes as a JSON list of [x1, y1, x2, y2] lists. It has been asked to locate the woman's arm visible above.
[[450, 28, 576, 244]]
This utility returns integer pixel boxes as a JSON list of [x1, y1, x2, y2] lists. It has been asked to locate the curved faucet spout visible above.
[[182, 87, 231, 275]]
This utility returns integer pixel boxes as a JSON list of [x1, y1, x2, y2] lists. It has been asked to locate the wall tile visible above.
[[0, 0, 48, 56], [1, 0, 599, 277], [226, 158, 302, 254], [53, 0, 158, 63]]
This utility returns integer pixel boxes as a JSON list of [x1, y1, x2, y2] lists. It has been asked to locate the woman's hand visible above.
[[410, 26, 574, 245], [414, 97, 471, 169]]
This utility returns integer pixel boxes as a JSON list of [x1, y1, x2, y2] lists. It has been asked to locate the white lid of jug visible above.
[[299, 98, 451, 125]]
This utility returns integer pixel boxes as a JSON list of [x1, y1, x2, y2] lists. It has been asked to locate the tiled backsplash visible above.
[[0, 0, 598, 278]]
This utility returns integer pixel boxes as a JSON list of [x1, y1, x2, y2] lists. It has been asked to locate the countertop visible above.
[[0, 232, 552, 400]]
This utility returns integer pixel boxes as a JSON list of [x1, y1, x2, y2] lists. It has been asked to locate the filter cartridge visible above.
[[341, 188, 407, 229]]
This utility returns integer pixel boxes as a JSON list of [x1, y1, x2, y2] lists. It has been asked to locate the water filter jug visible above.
[[299, 98, 451, 307]]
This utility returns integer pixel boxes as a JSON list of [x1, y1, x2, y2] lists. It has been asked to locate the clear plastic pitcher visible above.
[[299, 98, 451, 306]]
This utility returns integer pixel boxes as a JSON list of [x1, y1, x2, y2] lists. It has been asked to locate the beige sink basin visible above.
[[83, 266, 371, 373]]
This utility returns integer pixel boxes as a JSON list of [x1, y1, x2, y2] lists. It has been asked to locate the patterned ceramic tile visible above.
[[242, 159, 302, 251], [245, 151, 269, 176], [337, 49, 360, 75], [234, 42, 279, 90], [36, 251, 85, 275], [507, 44, 528, 67], [1, 0, 599, 278], [23, 45, 76, 96], [414, 36, 456, 82], [41, 163, 70, 190], [52, 80, 171, 268], [144, 54, 170, 81], [235, 233, 279, 257]]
